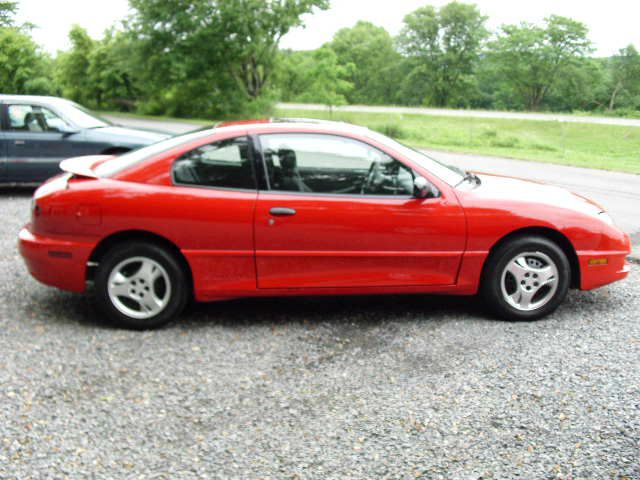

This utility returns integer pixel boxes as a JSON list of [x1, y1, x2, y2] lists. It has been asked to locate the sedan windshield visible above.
[[55, 101, 112, 129], [365, 131, 465, 186]]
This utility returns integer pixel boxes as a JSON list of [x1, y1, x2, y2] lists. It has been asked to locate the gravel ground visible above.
[[1, 189, 639, 479]]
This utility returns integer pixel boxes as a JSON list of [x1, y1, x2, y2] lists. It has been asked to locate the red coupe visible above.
[[19, 120, 631, 329]]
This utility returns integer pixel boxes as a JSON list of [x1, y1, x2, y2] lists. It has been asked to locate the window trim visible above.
[[170, 135, 258, 192], [255, 131, 430, 199], [0, 102, 8, 131]]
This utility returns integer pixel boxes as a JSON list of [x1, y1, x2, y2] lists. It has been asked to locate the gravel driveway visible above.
[[1, 189, 638, 479]]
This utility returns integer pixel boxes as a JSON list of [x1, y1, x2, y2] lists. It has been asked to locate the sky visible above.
[[15, 0, 640, 57]]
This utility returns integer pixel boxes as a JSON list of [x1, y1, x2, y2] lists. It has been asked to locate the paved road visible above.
[[279, 102, 640, 128], [106, 114, 640, 243]]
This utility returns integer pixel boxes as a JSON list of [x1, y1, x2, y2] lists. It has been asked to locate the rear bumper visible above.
[[18, 226, 95, 293], [578, 249, 631, 290]]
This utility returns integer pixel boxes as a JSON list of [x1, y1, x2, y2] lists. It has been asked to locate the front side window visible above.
[[7, 104, 69, 133], [259, 133, 416, 196], [172, 136, 255, 190]]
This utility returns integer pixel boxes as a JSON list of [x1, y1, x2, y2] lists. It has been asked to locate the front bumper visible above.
[[578, 249, 631, 290], [18, 226, 95, 293]]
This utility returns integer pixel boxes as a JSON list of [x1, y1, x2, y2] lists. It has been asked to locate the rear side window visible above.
[[172, 136, 255, 190]]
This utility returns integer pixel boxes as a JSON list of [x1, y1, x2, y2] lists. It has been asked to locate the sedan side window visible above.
[[259, 133, 416, 196], [7, 105, 69, 133], [172, 136, 255, 190]]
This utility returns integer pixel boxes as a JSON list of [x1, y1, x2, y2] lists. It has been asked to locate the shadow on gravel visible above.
[[33, 289, 492, 330], [181, 293, 492, 329], [0, 186, 37, 197]]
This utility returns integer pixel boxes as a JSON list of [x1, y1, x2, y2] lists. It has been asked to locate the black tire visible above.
[[481, 235, 571, 321], [93, 242, 189, 329]]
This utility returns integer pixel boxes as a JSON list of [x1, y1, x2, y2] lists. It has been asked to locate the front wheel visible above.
[[94, 242, 189, 329], [481, 236, 571, 321]]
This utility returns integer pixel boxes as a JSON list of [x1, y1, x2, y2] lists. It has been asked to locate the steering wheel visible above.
[[361, 161, 383, 194]]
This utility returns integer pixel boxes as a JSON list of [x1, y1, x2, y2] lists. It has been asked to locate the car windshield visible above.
[[365, 130, 465, 186], [55, 101, 112, 129], [94, 128, 214, 177]]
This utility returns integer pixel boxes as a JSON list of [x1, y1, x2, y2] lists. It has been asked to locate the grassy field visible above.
[[276, 108, 640, 174], [101, 108, 640, 174]]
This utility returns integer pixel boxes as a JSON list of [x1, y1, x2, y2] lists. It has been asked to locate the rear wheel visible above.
[[481, 236, 571, 320], [94, 242, 188, 329]]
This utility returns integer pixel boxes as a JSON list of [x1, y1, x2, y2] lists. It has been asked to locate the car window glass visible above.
[[259, 133, 416, 196], [172, 136, 255, 190], [7, 105, 69, 133]]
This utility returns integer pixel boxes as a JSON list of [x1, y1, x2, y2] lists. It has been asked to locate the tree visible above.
[[329, 21, 401, 105], [0, 1, 17, 27], [488, 15, 592, 111], [55, 25, 97, 106], [397, 2, 488, 107], [0, 27, 55, 95], [293, 46, 354, 107], [127, 0, 329, 117], [607, 45, 640, 111]]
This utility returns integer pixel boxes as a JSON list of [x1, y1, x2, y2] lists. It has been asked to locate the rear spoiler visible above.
[[59, 155, 113, 179]]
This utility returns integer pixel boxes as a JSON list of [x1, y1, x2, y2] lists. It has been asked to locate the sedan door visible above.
[[4, 104, 76, 182], [253, 132, 466, 289]]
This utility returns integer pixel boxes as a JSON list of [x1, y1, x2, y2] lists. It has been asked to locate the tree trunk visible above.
[[608, 82, 622, 111]]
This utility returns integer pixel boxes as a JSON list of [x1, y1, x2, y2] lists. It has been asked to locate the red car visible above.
[[19, 120, 631, 329]]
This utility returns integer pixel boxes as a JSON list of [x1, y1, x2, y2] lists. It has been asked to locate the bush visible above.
[[374, 123, 406, 139], [490, 135, 520, 148]]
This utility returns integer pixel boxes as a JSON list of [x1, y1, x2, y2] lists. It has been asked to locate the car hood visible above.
[[83, 126, 170, 145], [464, 173, 605, 217]]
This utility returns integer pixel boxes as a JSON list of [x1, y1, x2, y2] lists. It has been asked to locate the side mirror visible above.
[[57, 124, 80, 137], [413, 176, 437, 199]]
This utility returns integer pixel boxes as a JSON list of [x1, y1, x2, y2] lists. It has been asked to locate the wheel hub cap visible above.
[[107, 256, 171, 320], [500, 251, 559, 312]]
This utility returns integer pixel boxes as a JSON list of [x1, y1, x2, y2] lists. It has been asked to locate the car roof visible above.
[[215, 118, 373, 138], [0, 94, 73, 105]]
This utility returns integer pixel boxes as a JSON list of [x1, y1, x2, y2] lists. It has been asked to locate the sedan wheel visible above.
[[482, 236, 571, 320], [94, 242, 189, 329]]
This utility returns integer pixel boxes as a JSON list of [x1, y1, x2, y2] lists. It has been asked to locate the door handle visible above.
[[269, 207, 296, 216], [14, 140, 25, 146]]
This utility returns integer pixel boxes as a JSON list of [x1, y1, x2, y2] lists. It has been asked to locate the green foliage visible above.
[[277, 46, 354, 107], [397, 2, 488, 107], [126, 0, 329, 117], [607, 45, 640, 111], [329, 21, 401, 105], [3, 0, 640, 121], [373, 123, 406, 139], [55, 25, 96, 106], [0, 26, 55, 95], [0, 1, 17, 27], [486, 15, 592, 111]]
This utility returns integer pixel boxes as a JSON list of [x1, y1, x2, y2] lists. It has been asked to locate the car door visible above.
[[169, 135, 258, 294], [4, 103, 75, 182], [253, 132, 466, 289]]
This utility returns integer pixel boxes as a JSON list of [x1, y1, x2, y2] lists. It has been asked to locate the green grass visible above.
[[276, 108, 640, 174]]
